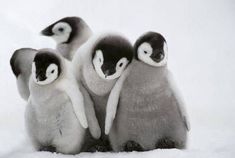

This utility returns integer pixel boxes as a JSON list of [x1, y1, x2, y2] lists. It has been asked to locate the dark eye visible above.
[[58, 27, 64, 32], [119, 63, 123, 67], [144, 50, 148, 54], [99, 58, 102, 62], [51, 70, 55, 73]]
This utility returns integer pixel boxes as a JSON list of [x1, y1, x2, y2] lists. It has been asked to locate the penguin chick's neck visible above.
[[126, 59, 168, 90], [82, 57, 117, 96], [56, 27, 92, 60]]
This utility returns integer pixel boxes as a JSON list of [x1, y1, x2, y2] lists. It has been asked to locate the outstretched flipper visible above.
[[79, 83, 101, 139], [105, 65, 132, 135], [58, 75, 88, 129]]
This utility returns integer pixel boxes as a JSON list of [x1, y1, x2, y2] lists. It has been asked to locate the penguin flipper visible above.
[[59, 78, 88, 129], [105, 65, 132, 135], [79, 83, 101, 139]]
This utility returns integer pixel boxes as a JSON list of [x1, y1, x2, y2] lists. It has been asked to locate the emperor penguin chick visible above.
[[72, 34, 134, 151], [41, 16, 92, 60], [25, 49, 89, 154], [105, 32, 189, 152], [10, 48, 37, 100]]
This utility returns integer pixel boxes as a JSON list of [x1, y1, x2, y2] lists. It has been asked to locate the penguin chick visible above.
[[72, 33, 134, 151], [105, 32, 189, 152], [41, 16, 92, 60], [25, 49, 89, 154], [10, 48, 37, 100]]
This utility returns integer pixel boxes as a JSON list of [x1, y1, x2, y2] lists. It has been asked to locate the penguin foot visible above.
[[87, 140, 112, 152], [39, 145, 56, 153], [155, 137, 176, 149], [93, 145, 111, 152], [123, 140, 143, 152]]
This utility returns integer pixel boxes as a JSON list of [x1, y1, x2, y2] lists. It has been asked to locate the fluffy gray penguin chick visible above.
[[72, 33, 134, 151], [105, 31, 189, 152], [41, 16, 92, 60], [25, 49, 91, 154]]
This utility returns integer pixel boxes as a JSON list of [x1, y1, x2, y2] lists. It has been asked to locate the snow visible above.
[[0, 0, 235, 157]]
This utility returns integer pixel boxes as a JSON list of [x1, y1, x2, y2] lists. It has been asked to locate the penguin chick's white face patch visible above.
[[52, 22, 72, 44], [111, 57, 128, 80], [138, 42, 168, 67], [93, 50, 104, 78], [32, 62, 59, 85], [93, 50, 129, 80]]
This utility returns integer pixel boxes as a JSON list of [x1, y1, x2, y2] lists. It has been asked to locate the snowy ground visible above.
[[0, 0, 235, 157]]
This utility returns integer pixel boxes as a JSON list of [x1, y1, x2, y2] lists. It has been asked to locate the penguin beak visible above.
[[103, 69, 116, 78], [36, 71, 46, 82], [104, 70, 110, 78], [150, 52, 164, 62], [101, 63, 116, 79], [41, 26, 54, 36]]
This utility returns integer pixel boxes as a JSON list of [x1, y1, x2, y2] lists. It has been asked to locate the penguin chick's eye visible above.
[[58, 27, 64, 32], [144, 50, 148, 54], [94, 50, 104, 64], [116, 57, 128, 71], [137, 42, 153, 59], [138, 42, 153, 57], [51, 70, 55, 74]]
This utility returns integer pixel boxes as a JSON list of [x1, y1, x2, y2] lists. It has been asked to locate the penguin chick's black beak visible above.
[[104, 71, 108, 78], [104, 69, 116, 78], [41, 27, 54, 36], [36, 71, 47, 82], [150, 52, 164, 63]]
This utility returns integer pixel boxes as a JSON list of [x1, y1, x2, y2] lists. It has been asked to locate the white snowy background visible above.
[[0, 0, 235, 157]]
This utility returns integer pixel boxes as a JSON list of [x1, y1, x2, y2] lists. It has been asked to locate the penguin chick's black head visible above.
[[41, 16, 87, 44], [33, 51, 61, 84], [10, 48, 37, 77], [92, 35, 133, 80], [134, 31, 167, 62]]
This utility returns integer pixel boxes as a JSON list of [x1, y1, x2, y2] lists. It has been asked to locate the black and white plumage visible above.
[[10, 48, 37, 100], [41, 17, 92, 60], [105, 32, 189, 151], [72, 33, 134, 151], [25, 49, 93, 154]]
